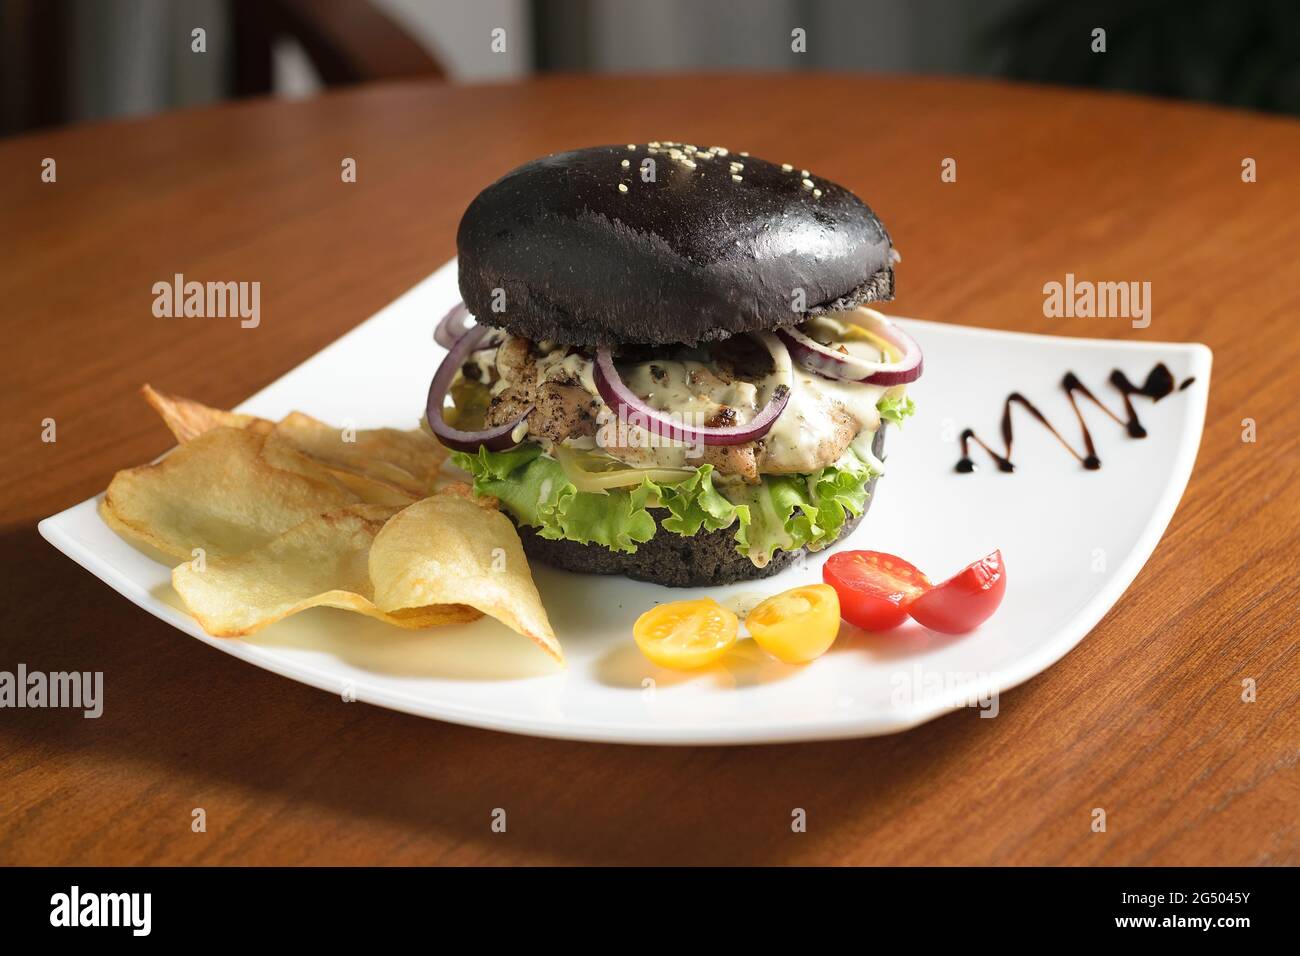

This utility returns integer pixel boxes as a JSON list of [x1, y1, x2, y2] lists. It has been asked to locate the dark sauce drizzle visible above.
[[956, 363, 1193, 474]]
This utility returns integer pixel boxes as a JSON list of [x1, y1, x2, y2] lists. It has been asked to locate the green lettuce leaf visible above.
[[877, 393, 916, 427], [453, 440, 882, 567], [722, 448, 877, 566], [455, 442, 545, 481], [453, 446, 660, 553], [656, 465, 747, 536]]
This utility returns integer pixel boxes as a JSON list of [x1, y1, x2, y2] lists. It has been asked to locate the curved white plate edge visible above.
[[232, 275, 447, 413], [39, 512, 582, 739], [901, 316, 1216, 356], [36, 332, 1213, 746]]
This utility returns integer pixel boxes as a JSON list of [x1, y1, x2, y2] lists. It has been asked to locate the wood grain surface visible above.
[[1, 74, 1296, 866]]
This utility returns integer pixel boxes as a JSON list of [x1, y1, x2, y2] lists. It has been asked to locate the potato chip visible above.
[[106, 388, 558, 658], [139, 387, 449, 506], [259, 430, 414, 506], [271, 412, 448, 502], [171, 504, 480, 636], [102, 426, 358, 560], [142, 384, 271, 443], [370, 496, 562, 662], [436, 481, 500, 511]]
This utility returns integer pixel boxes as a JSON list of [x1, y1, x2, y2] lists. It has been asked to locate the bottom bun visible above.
[[514, 431, 885, 588], [515, 508, 869, 587]]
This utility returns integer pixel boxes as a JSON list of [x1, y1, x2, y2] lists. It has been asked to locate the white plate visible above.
[[40, 260, 1211, 745]]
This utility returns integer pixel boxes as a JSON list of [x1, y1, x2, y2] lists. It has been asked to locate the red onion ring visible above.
[[426, 324, 531, 453], [594, 333, 792, 447], [776, 309, 923, 386], [434, 301, 475, 350]]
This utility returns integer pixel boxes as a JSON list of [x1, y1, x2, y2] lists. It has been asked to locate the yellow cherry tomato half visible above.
[[745, 584, 842, 664], [633, 598, 739, 670]]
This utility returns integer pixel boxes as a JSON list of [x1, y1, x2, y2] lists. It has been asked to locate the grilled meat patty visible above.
[[470, 328, 888, 479]]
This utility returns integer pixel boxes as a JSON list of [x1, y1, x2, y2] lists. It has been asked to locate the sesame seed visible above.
[[813, 188, 822, 197], [739, 151, 749, 157], [649, 141, 661, 148], [729, 162, 744, 172], [620, 159, 630, 167], [781, 163, 793, 172], [714, 147, 729, 156], [683, 159, 697, 169], [801, 169, 809, 177], [732, 174, 743, 182], [618, 183, 628, 193], [802, 178, 814, 189], [626, 144, 636, 150]]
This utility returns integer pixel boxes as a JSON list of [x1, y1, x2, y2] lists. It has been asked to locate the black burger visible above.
[[428, 143, 922, 588]]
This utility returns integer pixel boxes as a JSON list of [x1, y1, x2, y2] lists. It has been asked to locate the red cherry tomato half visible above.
[[822, 551, 931, 632], [907, 550, 1006, 634]]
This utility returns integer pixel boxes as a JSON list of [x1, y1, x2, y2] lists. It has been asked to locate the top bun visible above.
[[456, 143, 894, 347]]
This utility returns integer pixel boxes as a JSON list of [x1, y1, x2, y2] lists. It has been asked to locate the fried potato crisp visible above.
[[101, 388, 560, 660], [141, 385, 447, 505], [171, 504, 480, 636], [370, 496, 561, 663], [143, 384, 270, 443], [101, 426, 358, 560], [271, 412, 447, 505]]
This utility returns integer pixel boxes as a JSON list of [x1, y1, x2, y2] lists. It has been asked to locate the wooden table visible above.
[[2, 75, 1296, 866]]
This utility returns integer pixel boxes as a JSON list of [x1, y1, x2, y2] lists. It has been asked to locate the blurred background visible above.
[[3, 0, 1298, 137]]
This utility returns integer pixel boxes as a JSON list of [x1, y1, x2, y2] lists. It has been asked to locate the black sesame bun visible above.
[[515, 509, 871, 588], [516, 431, 885, 588], [457, 143, 895, 347]]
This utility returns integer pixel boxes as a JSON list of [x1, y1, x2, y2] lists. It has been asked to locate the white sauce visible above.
[[538, 349, 598, 395], [478, 311, 905, 473], [762, 368, 885, 470]]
